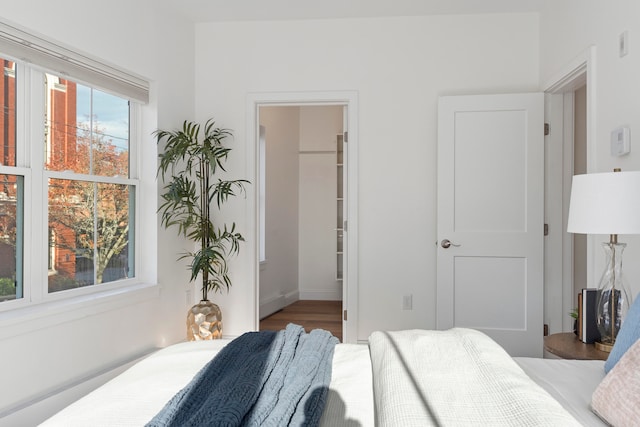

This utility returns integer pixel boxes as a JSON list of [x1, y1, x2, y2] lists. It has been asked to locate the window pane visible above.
[[48, 178, 94, 291], [0, 174, 22, 302], [91, 90, 129, 176], [48, 179, 133, 292], [0, 58, 16, 167], [96, 182, 133, 283], [45, 76, 129, 177]]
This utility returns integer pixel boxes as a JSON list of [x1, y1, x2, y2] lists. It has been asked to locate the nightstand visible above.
[[543, 332, 609, 361]]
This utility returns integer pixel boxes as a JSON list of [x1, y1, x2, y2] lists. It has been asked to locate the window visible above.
[[0, 23, 150, 309], [45, 76, 134, 292], [0, 57, 20, 302]]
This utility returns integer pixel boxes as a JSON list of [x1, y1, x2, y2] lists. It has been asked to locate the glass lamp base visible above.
[[187, 300, 223, 341], [595, 241, 631, 347], [595, 341, 613, 353]]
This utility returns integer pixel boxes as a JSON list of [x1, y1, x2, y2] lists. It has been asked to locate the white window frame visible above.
[[0, 23, 158, 332]]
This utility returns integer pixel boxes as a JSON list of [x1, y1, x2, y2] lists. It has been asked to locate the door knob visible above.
[[441, 239, 461, 249]]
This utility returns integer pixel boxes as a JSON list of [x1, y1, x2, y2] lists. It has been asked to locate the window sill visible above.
[[0, 282, 160, 341]]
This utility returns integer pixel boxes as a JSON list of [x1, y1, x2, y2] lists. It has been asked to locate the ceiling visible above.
[[168, 0, 545, 23]]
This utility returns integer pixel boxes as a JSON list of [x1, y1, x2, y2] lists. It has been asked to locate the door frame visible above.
[[543, 45, 597, 333], [246, 91, 359, 343]]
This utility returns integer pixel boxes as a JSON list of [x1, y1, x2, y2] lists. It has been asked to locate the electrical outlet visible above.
[[186, 289, 193, 307], [403, 294, 413, 310]]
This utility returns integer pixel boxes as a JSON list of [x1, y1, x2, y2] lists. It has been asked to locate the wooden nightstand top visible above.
[[544, 332, 609, 361]]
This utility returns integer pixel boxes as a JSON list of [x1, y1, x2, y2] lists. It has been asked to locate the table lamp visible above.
[[567, 169, 640, 352]]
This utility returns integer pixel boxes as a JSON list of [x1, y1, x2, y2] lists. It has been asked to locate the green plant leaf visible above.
[[155, 118, 251, 298]]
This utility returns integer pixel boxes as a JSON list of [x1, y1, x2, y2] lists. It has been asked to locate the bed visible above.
[[40, 323, 639, 427]]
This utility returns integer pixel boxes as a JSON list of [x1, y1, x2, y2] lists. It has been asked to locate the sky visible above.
[[76, 84, 129, 151]]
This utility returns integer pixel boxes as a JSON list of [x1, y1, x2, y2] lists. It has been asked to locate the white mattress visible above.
[[42, 339, 606, 427], [41, 340, 374, 427], [515, 357, 606, 427], [41, 340, 232, 426]]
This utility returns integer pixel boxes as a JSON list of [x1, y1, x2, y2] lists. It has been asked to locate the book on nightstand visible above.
[[581, 288, 601, 344], [577, 292, 583, 341]]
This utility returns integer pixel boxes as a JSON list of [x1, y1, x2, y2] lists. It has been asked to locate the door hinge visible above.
[[343, 310, 348, 321], [544, 123, 550, 136], [544, 223, 549, 236], [343, 220, 348, 232], [343, 131, 348, 143]]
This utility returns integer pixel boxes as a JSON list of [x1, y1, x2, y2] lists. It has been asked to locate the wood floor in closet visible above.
[[259, 300, 342, 342]]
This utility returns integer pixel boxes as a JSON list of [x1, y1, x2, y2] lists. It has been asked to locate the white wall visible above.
[[540, 0, 640, 300], [258, 107, 300, 317], [298, 106, 343, 300], [194, 13, 540, 341], [0, 1, 196, 423]]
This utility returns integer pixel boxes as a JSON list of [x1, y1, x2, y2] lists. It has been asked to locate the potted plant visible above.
[[154, 119, 248, 340]]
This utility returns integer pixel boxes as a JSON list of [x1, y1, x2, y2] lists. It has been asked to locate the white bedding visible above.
[[41, 340, 374, 427], [369, 328, 582, 426], [319, 344, 374, 426], [42, 330, 606, 427], [515, 357, 606, 427], [42, 340, 232, 426]]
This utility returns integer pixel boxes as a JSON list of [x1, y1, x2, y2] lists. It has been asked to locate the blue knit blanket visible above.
[[146, 324, 339, 427]]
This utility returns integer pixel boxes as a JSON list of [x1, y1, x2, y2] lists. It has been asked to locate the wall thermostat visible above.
[[611, 126, 630, 156]]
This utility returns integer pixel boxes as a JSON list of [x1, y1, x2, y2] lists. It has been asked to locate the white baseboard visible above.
[[298, 289, 342, 301], [259, 291, 300, 319], [259, 294, 286, 319], [284, 290, 299, 306]]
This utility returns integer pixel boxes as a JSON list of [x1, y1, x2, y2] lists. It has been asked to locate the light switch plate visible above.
[[611, 126, 630, 156]]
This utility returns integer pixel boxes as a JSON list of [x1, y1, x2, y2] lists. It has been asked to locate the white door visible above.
[[436, 93, 544, 357]]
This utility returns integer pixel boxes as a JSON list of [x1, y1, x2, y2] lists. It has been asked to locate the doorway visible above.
[[246, 91, 359, 343], [258, 105, 344, 339], [543, 46, 595, 334]]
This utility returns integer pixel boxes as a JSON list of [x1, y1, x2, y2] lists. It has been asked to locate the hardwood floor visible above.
[[260, 300, 343, 342]]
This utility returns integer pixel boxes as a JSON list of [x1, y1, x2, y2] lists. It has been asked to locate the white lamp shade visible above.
[[567, 171, 640, 235]]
